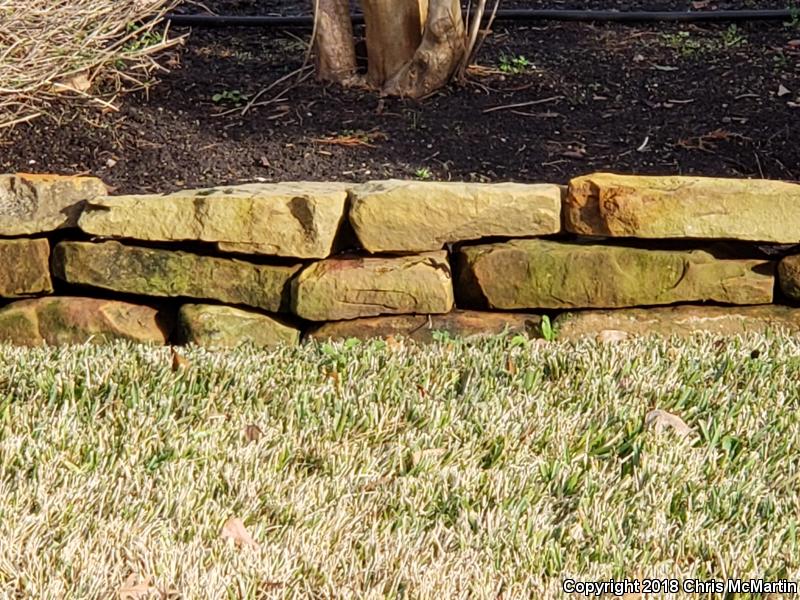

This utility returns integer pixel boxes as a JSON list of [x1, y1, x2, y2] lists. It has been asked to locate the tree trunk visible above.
[[314, 0, 357, 83], [313, 0, 466, 97], [361, 0, 424, 88], [383, 0, 466, 98]]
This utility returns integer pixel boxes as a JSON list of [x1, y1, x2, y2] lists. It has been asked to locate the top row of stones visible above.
[[3, 172, 800, 256]]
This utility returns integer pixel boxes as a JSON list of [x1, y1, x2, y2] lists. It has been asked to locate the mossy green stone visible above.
[[0, 297, 168, 346], [0, 238, 52, 297], [53, 241, 300, 312], [178, 304, 300, 348], [456, 239, 773, 309]]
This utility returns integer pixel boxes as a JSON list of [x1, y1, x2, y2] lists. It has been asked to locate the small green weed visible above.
[[540, 315, 556, 342], [662, 25, 746, 58], [211, 89, 247, 107], [123, 23, 165, 53], [498, 54, 531, 74], [787, 3, 800, 28], [414, 167, 433, 180]]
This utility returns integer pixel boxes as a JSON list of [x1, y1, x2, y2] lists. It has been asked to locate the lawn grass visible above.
[[1, 333, 800, 598]]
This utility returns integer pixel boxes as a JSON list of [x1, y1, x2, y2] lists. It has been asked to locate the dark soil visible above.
[[1, 1, 798, 192], [174, 1, 795, 14]]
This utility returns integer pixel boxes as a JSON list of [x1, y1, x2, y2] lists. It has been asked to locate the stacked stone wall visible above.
[[2, 172, 800, 346]]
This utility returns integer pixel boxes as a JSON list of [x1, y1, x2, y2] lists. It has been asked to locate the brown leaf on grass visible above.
[[411, 448, 447, 468], [244, 424, 263, 443], [171, 348, 190, 372], [645, 409, 694, 438], [324, 367, 340, 386], [117, 573, 155, 599], [221, 516, 259, 549], [506, 357, 517, 376], [384, 335, 404, 350]]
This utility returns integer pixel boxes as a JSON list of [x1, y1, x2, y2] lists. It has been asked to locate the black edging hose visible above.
[[165, 9, 795, 28]]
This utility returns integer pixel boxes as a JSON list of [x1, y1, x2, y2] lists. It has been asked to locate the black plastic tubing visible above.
[[165, 9, 795, 28]]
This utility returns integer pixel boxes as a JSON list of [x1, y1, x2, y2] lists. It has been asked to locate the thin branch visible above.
[[482, 95, 564, 114]]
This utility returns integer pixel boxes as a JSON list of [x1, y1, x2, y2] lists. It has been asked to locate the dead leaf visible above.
[[411, 448, 447, 468], [244, 424, 263, 443], [645, 409, 694, 438], [171, 348, 190, 372], [691, 0, 711, 8], [384, 335, 403, 350], [778, 84, 792, 98], [117, 574, 155, 600], [324, 367, 340, 386], [221, 516, 259, 549], [506, 357, 517, 376], [52, 71, 92, 94]]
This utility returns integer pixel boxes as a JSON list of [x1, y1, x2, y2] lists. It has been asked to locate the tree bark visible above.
[[361, 0, 424, 87], [383, 0, 466, 98], [314, 0, 357, 83]]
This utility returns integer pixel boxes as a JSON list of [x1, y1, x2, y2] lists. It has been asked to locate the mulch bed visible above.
[[0, 0, 798, 193]]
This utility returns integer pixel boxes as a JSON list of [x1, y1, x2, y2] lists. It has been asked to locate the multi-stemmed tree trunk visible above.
[[314, 0, 466, 98]]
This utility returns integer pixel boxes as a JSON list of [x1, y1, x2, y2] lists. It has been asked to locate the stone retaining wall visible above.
[[2, 172, 800, 346]]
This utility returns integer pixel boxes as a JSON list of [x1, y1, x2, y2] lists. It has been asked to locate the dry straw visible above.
[[0, 0, 183, 130]]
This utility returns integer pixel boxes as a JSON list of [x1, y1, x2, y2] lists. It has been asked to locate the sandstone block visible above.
[[78, 182, 348, 259], [349, 179, 561, 252], [292, 251, 454, 321], [0, 173, 106, 235], [456, 239, 773, 309], [0, 238, 52, 297], [778, 255, 800, 301], [177, 304, 300, 348], [308, 310, 542, 342], [566, 173, 800, 242], [555, 305, 800, 341], [53, 241, 300, 312], [0, 297, 168, 346]]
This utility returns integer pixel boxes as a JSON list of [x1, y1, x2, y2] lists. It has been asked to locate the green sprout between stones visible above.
[[2, 333, 800, 597]]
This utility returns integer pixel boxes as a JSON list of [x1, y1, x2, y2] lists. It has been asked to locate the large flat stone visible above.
[[349, 180, 562, 252], [778, 255, 800, 301], [177, 304, 300, 348], [292, 251, 454, 321], [0, 297, 168, 346], [456, 239, 773, 309], [78, 182, 348, 259], [308, 310, 542, 342], [0, 238, 52, 297], [566, 173, 800, 242], [555, 305, 800, 341], [53, 241, 300, 312], [0, 173, 107, 235]]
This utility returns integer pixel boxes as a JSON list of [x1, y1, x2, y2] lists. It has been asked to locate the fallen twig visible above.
[[483, 95, 564, 114]]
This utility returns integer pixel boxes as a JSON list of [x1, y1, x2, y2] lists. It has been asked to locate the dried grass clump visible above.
[[0, 0, 184, 131]]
